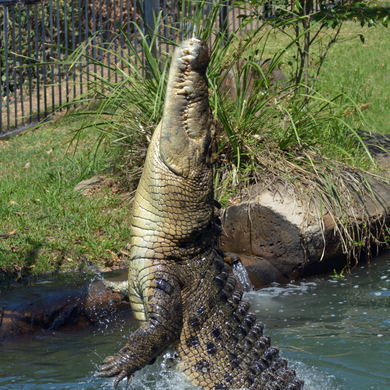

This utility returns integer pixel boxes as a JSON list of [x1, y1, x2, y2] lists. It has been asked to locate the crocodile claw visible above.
[[113, 371, 131, 389], [96, 352, 133, 389]]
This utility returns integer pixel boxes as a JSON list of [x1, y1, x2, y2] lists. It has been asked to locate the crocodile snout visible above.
[[177, 38, 209, 71]]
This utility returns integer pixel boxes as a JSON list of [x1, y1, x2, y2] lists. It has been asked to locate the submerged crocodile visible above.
[[98, 38, 304, 390]]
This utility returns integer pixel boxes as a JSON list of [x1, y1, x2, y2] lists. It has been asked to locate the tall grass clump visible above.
[[67, 0, 387, 265]]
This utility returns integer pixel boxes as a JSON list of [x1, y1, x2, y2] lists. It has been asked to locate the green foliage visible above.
[[235, 0, 389, 88], [385, 227, 390, 244]]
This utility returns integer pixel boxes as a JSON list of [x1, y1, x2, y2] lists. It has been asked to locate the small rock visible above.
[[73, 175, 115, 196]]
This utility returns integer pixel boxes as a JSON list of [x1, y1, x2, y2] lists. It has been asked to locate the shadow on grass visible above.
[[24, 240, 42, 268], [0, 239, 42, 282]]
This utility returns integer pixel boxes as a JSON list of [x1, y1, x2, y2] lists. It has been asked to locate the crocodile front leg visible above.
[[97, 274, 183, 387]]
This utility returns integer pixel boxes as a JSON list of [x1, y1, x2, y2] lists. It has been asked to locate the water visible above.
[[0, 252, 389, 389], [232, 258, 253, 291]]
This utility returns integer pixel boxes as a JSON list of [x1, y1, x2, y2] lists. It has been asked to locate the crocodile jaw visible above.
[[159, 38, 213, 178]]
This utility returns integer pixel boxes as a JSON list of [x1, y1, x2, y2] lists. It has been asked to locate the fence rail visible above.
[[0, 0, 343, 137]]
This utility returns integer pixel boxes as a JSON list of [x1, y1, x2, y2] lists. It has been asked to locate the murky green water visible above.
[[0, 252, 389, 389]]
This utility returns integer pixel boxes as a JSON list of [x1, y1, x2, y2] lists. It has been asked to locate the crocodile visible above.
[[97, 38, 304, 390]]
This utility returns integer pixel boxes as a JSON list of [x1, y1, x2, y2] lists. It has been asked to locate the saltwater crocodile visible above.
[[97, 38, 304, 390]]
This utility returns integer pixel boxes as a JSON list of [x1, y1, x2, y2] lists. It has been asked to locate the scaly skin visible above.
[[97, 38, 304, 390]]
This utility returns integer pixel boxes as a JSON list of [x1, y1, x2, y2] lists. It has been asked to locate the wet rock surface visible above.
[[0, 272, 129, 341]]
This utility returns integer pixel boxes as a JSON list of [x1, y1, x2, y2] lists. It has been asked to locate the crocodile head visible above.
[[159, 38, 213, 178]]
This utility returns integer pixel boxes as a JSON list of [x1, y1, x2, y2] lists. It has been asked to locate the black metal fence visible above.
[[0, 0, 341, 138], [0, 0, 146, 137]]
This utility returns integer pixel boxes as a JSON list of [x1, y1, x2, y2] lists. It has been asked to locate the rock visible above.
[[220, 133, 389, 286], [359, 131, 390, 170], [0, 280, 128, 340], [220, 170, 390, 287], [74, 175, 115, 196], [220, 190, 307, 287]]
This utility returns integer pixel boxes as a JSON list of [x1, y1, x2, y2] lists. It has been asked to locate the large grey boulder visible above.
[[219, 172, 390, 289]]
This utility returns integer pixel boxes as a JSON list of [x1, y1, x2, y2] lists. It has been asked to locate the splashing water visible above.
[[232, 258, 254, 292]]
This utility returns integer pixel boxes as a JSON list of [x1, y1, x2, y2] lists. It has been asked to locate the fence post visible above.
[[143, 1, 160, 45], [219, 0, 229, 43]]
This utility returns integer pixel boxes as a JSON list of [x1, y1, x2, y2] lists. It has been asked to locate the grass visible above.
[[317, 23, 390, 134], [0, 114, 132, 278]]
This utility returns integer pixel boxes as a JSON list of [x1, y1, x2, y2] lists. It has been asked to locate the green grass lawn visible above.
[[0, 115, 132, 278], [318, 23, 390, 134]]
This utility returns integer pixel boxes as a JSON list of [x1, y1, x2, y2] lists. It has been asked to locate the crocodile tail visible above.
[[177, 256, 304, 390]]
